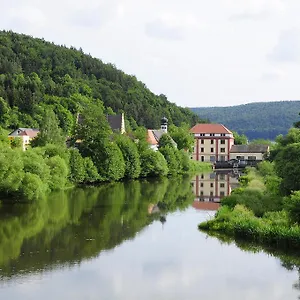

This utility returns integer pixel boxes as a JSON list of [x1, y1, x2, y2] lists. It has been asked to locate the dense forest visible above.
[[0, 30, 202, 130], [191, 101, 300, 140]]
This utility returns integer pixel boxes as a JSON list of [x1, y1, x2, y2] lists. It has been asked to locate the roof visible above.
[[147, 130, 158, 145], [230, 144, 269, 153], [192, 201, 220, 211], [9, 128, 40, 138], [107, 114, 123, 131], [190, 123, 232, 134], [147, 129, 177, 147]]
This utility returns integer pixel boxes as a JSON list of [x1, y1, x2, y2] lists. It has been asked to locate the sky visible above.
[[1, 0, 300, 107]]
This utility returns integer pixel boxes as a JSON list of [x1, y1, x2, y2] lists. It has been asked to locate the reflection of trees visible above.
[[202, 231, 300, 299], [0, 176, 194, 278]]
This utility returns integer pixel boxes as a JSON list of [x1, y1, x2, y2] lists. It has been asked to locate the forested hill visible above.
[[0, 30, 201, 131], [191, 101, 300, 140]]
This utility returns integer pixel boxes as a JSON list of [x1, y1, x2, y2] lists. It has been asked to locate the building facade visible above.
[[8, 128, 40, 151], [190, 124, 234, 163]]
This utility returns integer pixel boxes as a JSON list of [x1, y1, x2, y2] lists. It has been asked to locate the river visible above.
[[0, 172, 300, 300]]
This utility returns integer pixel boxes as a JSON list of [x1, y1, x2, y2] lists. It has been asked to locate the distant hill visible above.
[[191, 101, 300, 140], [0, 30, 202, 132]]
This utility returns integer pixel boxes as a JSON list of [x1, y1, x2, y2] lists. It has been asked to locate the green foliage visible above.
[[232, 130, 248, 145], [46, 156, 69, 190], [284, 191, 300, 224], [31, 109, 66, 147], [275, 142, 300, 194], [69, 149, 86, 183], [140, 149, 168, 177], [0, 30, 202, 130], [191, 101, 300, 140], [159, 146, 178, 175], [83, 157, 99, 183], [10, 137, 22, 148], [158, 134, 175, 149], [169, 124, 194, 151], [115, 134, 141, 179]]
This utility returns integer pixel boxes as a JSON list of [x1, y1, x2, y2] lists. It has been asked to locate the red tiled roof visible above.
[[147, 130, 158, 145], [190, 123, 232, 134], [192, 201, 220, 211], [21, 130, 39, 138]]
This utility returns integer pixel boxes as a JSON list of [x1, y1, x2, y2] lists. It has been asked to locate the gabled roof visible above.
[[190, 123, 232, 134], [147, 130, 158, 145], [107, 114, 124, 132], [146, 129, 177, 147], [230, 144, 269, 153], [9, 128, 40, 138]]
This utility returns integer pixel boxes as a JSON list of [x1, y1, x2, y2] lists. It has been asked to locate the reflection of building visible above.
[[190, 124, 234, 163], [191, 171, 240, 203]]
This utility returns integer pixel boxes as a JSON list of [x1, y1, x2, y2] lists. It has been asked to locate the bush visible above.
[[284, 191, 300, 224]]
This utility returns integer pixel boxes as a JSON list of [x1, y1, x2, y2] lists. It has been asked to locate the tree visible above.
[[140, 149, 168, 177], [69, 148, 86, 183], [158, 134, 175, 149], [115, 134, 141, 179], [169, 124, 194, 151], [232, 130, 248, 145], [159, 146, 178, 175], [275, 142, 300, 194], [32, 109, 66, 147]]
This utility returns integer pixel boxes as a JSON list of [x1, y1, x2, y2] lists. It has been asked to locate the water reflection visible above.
[[191, 170, 241, 210], [0, 176, 194, 280]]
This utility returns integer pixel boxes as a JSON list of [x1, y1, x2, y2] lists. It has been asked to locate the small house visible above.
[[8, 128, 40, 151]]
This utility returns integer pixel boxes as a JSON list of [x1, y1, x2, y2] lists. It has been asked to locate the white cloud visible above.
[[0, 0, 300, 107], [268, 29, 300, 63]]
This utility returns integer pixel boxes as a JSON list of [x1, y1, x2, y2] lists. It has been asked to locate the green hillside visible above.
[[0, 30, 201, 131], [191, 101, 300, 140]]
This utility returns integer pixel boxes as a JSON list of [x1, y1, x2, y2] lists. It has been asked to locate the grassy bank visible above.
[[199, 164, 300, 249]]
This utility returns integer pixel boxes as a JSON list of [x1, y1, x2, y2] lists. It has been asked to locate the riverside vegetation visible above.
[[0, 31, 211, 202], [199, 126, 300, 249]]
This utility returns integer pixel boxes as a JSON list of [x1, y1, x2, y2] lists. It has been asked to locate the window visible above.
[[220, 148, 225, 153], [200, 182, 204, 187], [221, 133, 225, 136], [210, 156, 216, 162], [220, 155, 225, 161], [201, 156, 204, 162], [220, 183, 225, 188], [211, 139, 214, 144], [248, 156, 256, 161], [211, 148, 214, 152], [200, 133, 205, 136], [220, 174, 225, 180], [220, 191, 225, 197], [200, 191, 204, 196], [210, 173, 216, 179], [210, 133, 215, 137], [220, 139, 225, 144], [201, 174, 204, 179], [210, 183, 214, 188], [210, 191, 214, 196], [237, 156, 244, 160], [201, 147, 204, 152], [201, 139, 204, 144]]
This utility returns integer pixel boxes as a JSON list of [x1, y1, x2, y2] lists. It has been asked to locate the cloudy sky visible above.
[[1, 0, 300, 107]]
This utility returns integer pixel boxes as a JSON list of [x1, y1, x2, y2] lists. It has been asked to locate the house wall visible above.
[[230, 152, 264, 161], [192, 134, 234, 162]]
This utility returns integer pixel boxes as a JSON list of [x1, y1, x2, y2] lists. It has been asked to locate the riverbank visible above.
[[199, 164, 300, 249]]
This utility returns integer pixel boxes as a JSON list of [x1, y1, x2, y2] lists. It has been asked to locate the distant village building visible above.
[[230, 144, 270, 163], [8, 128, 40, 151], [190, 124, 234, 163], [107, 113, 125, 134], [147, 117, 176, 151]]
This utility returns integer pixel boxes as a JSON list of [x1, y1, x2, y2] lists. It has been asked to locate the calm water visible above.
[[0, 173, 300, 300]]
